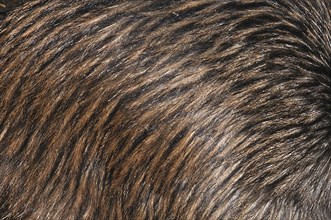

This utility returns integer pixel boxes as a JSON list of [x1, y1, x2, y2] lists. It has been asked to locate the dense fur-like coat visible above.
[[0, 0, 331, 219]]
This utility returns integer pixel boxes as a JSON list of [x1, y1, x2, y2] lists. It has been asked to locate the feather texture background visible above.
[[0, 0, 331, 219]]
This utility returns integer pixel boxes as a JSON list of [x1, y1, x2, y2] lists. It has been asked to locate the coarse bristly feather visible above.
[[0, 0, 331, 219]]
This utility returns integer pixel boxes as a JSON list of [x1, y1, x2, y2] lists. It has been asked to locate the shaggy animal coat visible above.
[[0, 0, 331, 219]]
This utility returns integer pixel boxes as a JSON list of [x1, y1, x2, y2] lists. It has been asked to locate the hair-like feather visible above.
[[0, 0, 331, 219]]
